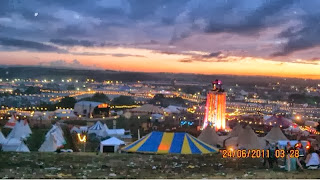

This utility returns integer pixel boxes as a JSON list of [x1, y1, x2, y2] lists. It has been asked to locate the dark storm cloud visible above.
[[203, 51, 222, 58], [39, 59, 102, 70], [204, 0, 297, 34], [0, 37, 66, 52], [72, 52, 146, 58], [50, 39, 96, 47], [272, 14, 320, 57], [178, 51, 234, 63], [110, 53, 145, 58]]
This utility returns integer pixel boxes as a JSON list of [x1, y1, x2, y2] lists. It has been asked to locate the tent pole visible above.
[[138, 129, 140, 140]]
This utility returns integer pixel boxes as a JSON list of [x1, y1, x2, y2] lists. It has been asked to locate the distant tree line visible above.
[[149, 94, 185, 107], [288, 94, 320, 107]]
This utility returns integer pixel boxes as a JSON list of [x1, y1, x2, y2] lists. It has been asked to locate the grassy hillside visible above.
[[0, 152, 317, 178]]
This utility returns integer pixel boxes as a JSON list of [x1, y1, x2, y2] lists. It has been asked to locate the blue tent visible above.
[[122, 131, 219, 154]]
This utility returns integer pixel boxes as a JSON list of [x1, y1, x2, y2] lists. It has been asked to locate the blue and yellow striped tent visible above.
[[122, 131, 219, 154]]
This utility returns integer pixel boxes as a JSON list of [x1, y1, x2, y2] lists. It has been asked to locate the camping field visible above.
[[0, 152, 319, 179]]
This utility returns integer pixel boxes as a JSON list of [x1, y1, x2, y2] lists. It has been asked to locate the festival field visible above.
[[0, 152, 319, 179]]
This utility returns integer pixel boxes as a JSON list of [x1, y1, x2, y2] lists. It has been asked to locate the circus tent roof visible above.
[[122, 131, 219, 154], [264, 115, 293, 128], [88, 121, 107, 137]]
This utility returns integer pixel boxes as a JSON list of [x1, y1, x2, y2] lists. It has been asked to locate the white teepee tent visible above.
[[264, 126, 288, 143], [45, 124, 66, 147], [2, 138, 30, 152], [7, 120, 32, 140], [16, 142, 30, 152], [237, 125, 264, 150], [39, 133, 58, 152], [198, 126, 219, 146], [4, 115, 17, 128], [229, 123, 243, 137]]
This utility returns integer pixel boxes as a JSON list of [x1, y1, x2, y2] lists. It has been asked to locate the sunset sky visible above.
[[1, 0, 320, 79]]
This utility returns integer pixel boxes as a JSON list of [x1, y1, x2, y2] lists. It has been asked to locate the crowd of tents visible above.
[[0, 115, 66, 152], [0, 114, 312, 155], [198, 123, 303, 150]]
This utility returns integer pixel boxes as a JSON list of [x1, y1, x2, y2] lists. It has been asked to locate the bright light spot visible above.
[[34, 12, 38, 17]]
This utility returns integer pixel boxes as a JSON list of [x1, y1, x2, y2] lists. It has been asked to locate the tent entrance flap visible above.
[[103, 146, 115, 152]]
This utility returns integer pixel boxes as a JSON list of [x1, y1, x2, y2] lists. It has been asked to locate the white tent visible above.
[[229, 123, 243, 138], [106, 129, 125, 137], [2, 138, 30, 152], [70, 126, 80, 133], [100, 137, 126, 153], [4, 138, 21, 145], [0, 130, 6, 144], [16, 142, 30, 152], [45, 125, 66, 147], [7, 120, 32, 140], [88, 121, 107, 137], [39, 133, 58, 152], [198, 126, 219, 146], [237, 126, 264, 150], [263, 126, 288, 143], [4, 115, 17, 128]]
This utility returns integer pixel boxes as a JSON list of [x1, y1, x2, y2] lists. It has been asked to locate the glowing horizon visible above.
[[1, 49, 320, 80]]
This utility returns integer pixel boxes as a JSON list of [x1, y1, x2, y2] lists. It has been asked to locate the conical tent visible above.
[[198, 126, 219, 146], [4, 115, 17, 128], [88, 121, 107, 137], [264, 126, 288, 143], [237, 126, 264, 149], [122, 131, 219, 154], [45, 125, 66, 147], [229, 123, 243, 137], [39, 133, 58, 152], [2, 139, 30, 152], [0, 130, 6, 144], [16, 142, 30, 152], [7, 120, 32, 139]]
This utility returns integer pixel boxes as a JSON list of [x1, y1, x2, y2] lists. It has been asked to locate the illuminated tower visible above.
[[202, 79, 226, 131]]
